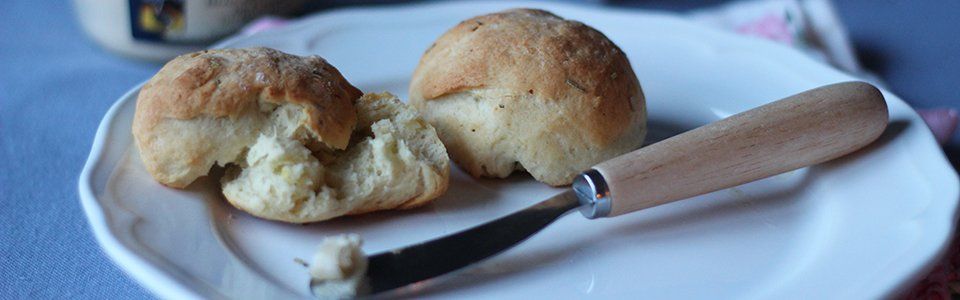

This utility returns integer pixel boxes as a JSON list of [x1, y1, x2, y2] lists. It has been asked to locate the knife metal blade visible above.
[[362, 189, 581, 295]]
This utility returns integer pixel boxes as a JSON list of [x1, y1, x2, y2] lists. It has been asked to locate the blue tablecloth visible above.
[[1, 1, 957, 298]]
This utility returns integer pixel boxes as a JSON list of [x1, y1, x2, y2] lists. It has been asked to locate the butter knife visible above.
[[311, 81, 889, 297]]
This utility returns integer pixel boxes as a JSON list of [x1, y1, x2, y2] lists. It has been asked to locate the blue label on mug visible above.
[[129, 0, 185, 42]]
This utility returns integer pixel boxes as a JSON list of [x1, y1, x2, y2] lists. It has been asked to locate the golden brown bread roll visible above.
[[133, 48, 449, 223], [409, 8, 646, 186]]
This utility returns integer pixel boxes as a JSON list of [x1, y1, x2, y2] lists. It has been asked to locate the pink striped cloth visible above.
[[240, 1, 958, 297]]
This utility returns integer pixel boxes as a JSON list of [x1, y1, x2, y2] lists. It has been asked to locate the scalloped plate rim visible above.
[[79, 1, 959, 299]]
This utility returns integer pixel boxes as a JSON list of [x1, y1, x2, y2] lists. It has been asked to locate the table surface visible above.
[[1, 1, 957, 298]]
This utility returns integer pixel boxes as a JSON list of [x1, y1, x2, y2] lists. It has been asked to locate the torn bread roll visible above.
[[133, 47, 449, 223], [409, 9, 646, 186]]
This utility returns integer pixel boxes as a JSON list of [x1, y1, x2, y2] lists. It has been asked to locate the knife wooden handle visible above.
[[591, 81, 888, 217]]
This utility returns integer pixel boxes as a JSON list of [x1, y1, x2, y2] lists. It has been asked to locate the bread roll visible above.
[[409, 9, 646, 186], [133, 48, 449, 223]]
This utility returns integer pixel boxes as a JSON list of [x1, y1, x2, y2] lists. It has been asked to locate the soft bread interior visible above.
[[221, 92, 449, 223], [144, 111, 264, 187]]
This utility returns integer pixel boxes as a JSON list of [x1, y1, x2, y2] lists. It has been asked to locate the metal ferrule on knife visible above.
[[573, 169, 612, 219]]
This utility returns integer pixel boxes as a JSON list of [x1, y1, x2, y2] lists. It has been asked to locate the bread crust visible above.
[[133, 47, 361, 187], [409, 9, 646, 185]]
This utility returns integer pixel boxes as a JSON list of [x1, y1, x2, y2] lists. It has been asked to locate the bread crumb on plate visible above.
[[310, 234, 367, 299]]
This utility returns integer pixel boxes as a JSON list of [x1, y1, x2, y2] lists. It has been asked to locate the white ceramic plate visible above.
[[79, 1, 959, 299]]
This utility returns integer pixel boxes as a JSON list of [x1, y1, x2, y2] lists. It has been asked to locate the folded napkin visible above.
[[240, 1, 958, 297]]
